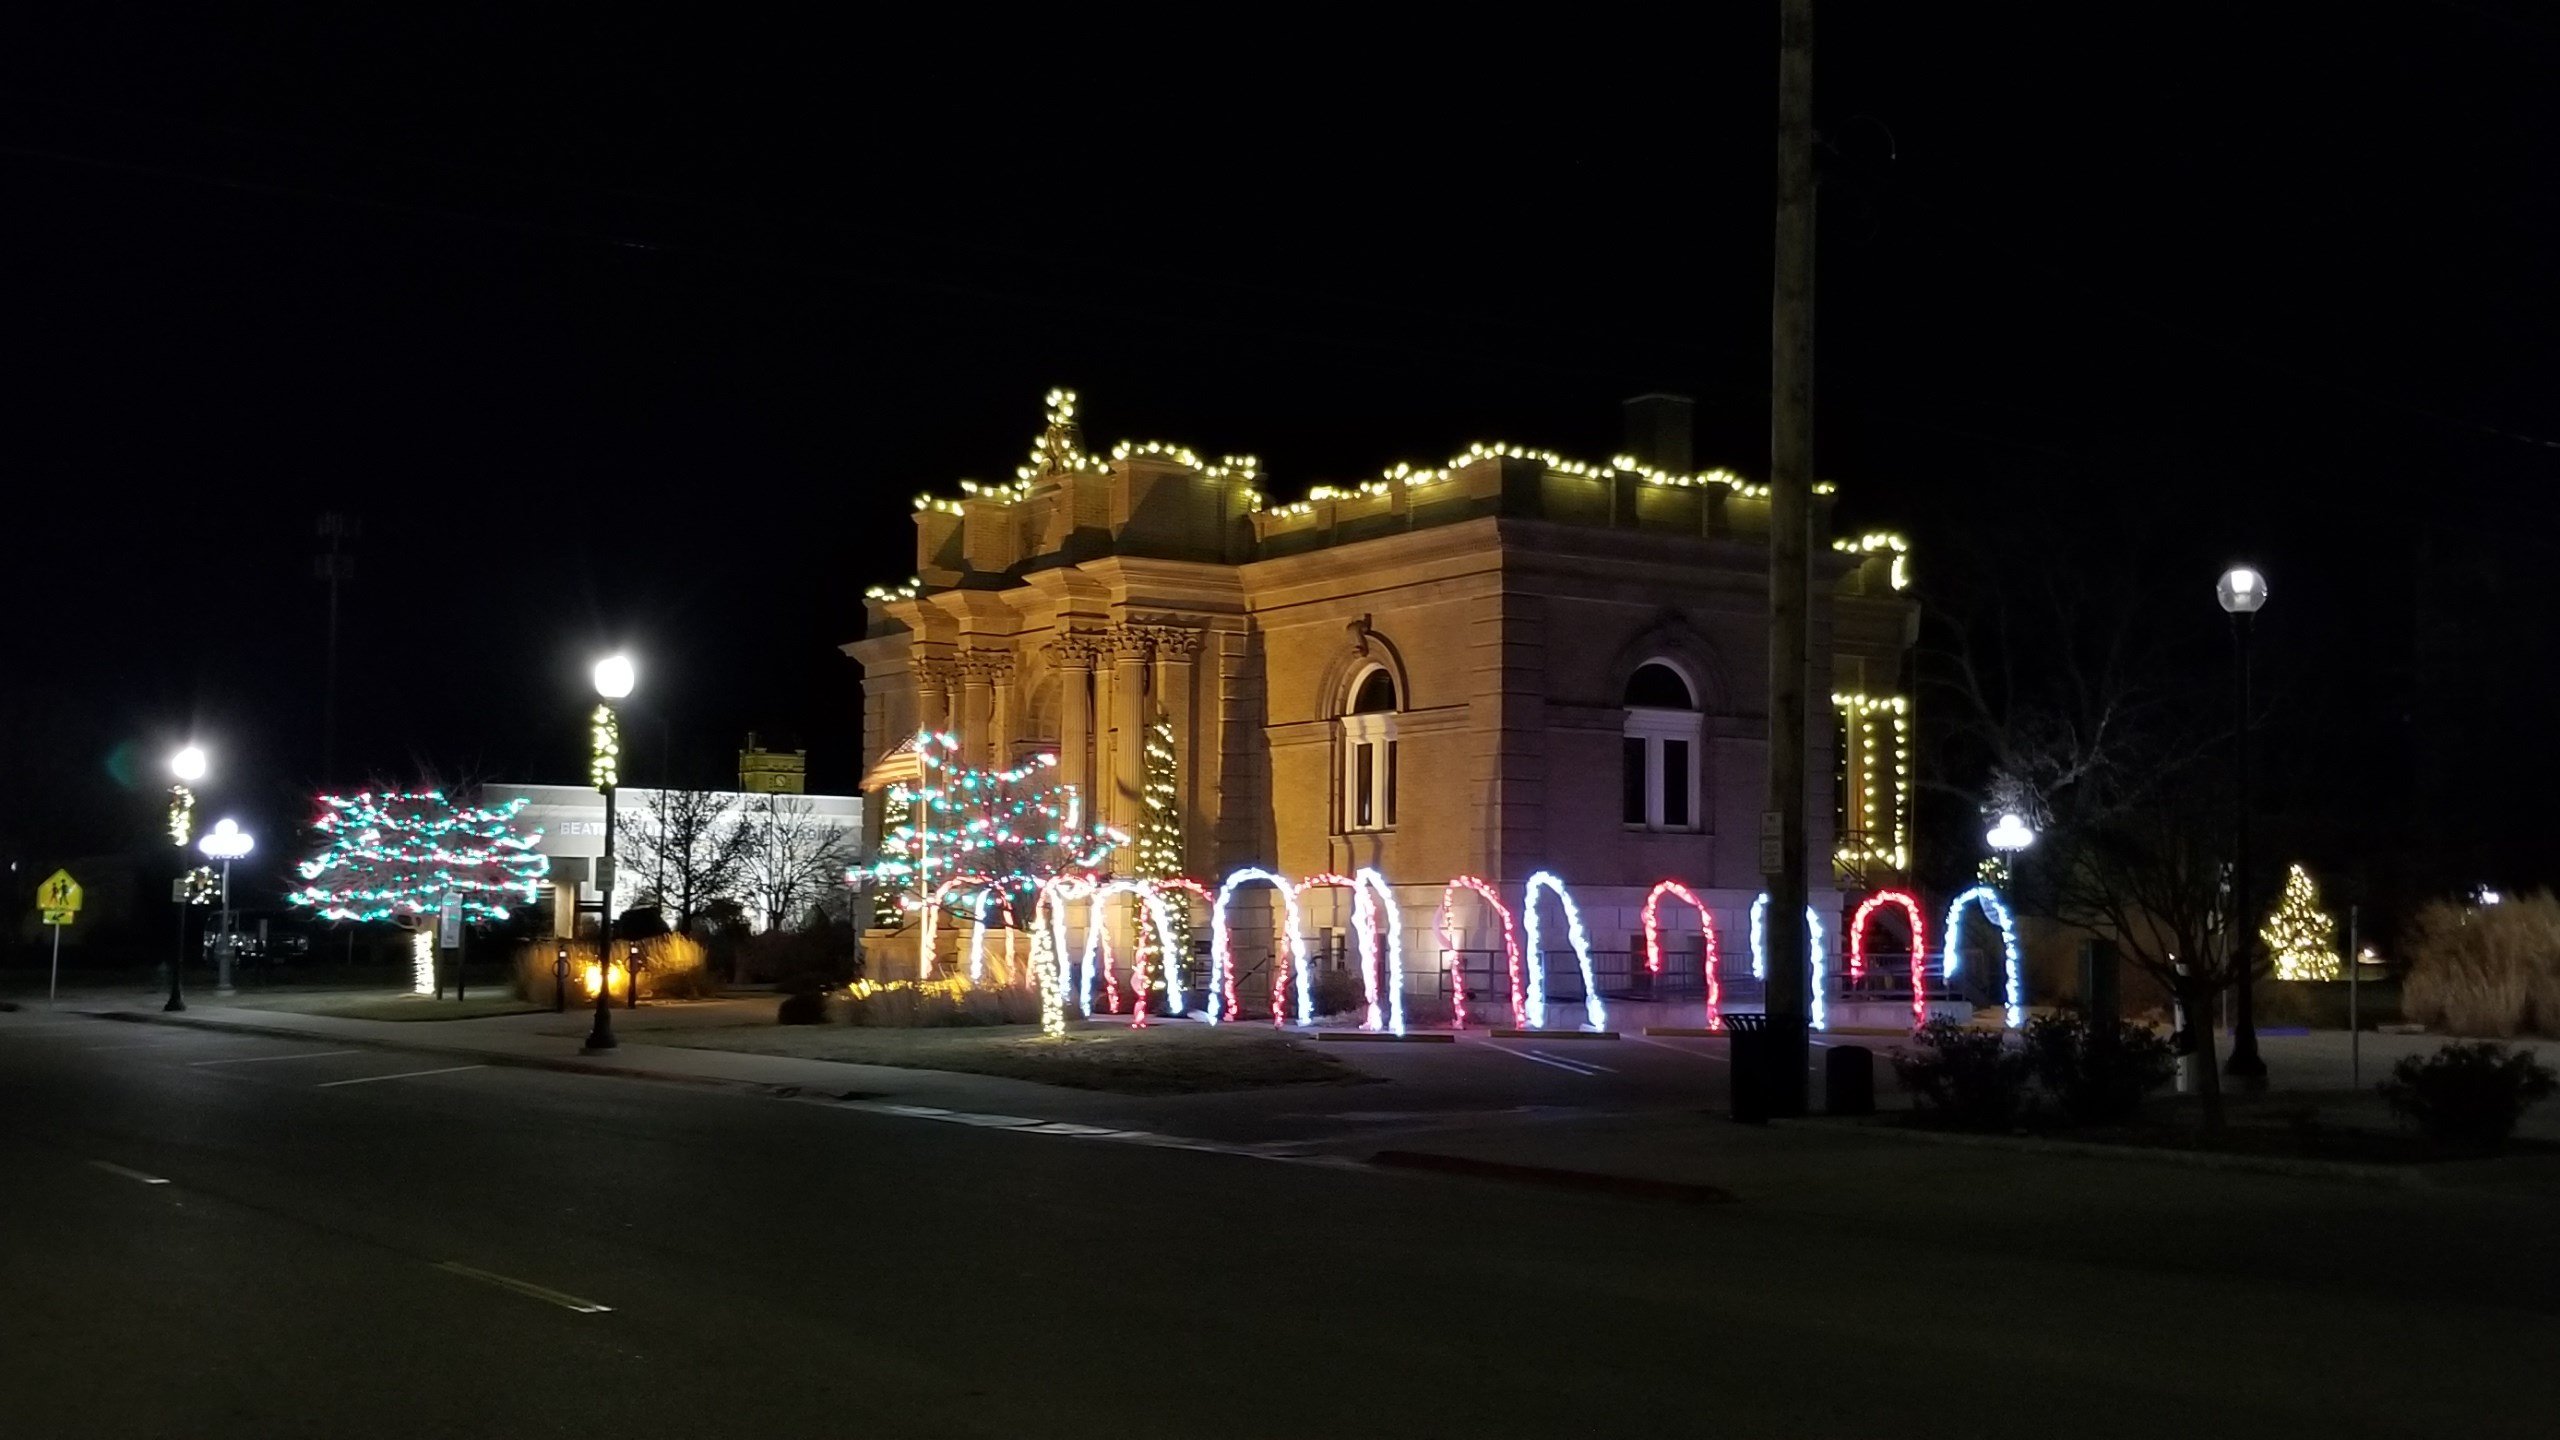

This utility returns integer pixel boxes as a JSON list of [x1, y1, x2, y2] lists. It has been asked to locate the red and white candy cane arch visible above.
[[1433, 876, 1520, 1030], [1847, 888, 1931, 1028], [1077, 879, 1190, 1025], [1641, 880, 1723, 1031], [1207, 868, 1311, 1026]]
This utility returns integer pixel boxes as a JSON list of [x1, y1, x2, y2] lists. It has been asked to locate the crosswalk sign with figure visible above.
[[38, 869, 82, 926]]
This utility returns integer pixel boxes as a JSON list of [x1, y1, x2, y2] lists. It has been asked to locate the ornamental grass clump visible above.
[[2400, 892, 2560, 1037], [841, 976, 1040, 1028]]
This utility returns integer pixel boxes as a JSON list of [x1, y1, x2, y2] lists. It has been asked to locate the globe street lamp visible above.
[[2217, 564, 2269, 1084], [165, 746, 207, 1011], [584, 654, 634, 1053], [198, 819, 254, 997], [1985, 811, 2035, 887]]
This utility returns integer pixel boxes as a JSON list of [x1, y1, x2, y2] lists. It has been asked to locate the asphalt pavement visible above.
[[4, 1005, 2557, 1438]]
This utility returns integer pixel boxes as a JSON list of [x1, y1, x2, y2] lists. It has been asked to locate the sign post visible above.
[[438, 892, 465, 1002], [37, 869, 83, 1002]]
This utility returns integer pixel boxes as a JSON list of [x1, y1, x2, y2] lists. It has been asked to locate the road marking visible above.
[[317, 1064, 486, 1088], [191, 1049, 361, 1067], [1530, 1049, 1616, 1074], [1484, 1045, 1601, 1076], [1630, 1036, 1729, 1064], [434, 1262, 613, 1314], [88, 1160, 171, 1186], [82, 1039, 196, 1052]]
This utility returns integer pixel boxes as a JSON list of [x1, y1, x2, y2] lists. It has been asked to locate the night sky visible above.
[[4, 7, 2554, 915]]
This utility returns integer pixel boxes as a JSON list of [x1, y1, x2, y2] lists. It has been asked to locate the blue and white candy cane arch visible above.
[[1521, 871, 1607, 1031], [1748, 893, 1830, 1032], [1941, 885, 2025, 1029], [1209, 868, 1312, 1026]]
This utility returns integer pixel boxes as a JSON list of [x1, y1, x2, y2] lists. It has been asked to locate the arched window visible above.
[[1622, 661, 1702, 831], [1340, 663, 1399, 832]]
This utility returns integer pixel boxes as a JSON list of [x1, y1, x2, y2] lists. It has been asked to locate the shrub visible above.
[[2022, 1013, 2177, 1124], [776, 987, 830, 1025], [841, 977, 1040, 1028], [1890, 1017, 2030, 1128], [509, 932, 715, 1002], [1307, 967, 1369, 1019], [733, 928, 861, 990], [2379, 1041, 2556, 1149], [2400, 892, 2560, 1037]]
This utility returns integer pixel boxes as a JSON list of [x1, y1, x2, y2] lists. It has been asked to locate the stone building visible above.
[[846, 391, 1917, 1016]]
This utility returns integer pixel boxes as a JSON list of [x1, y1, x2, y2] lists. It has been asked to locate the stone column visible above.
[[1148, 627, 1205, 873], [986, 653, 1017, 770], [957, 659, 993, 765], [1108, 628, 1153, 855], [1043, 634, 1099, 824], [912, 656, 954, 739]]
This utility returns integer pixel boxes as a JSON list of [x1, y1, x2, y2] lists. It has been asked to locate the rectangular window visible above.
[[1354, 742, 1376, 829], [1663, 740, 1690, 828], [1623, 738, 1648, 825], [1384, 740, 1398, 827]]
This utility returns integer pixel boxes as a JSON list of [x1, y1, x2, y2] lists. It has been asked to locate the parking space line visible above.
[[1630, 1036, 1728, 1064], [88, 1160, 171, 1186], [317, 1064, 485, 1088], [191, 1049, 361, 1067], [435, 1262, 612, 1314], [1529, 1049, 1617, 1074], [1483, 1045, 1600, 1076]]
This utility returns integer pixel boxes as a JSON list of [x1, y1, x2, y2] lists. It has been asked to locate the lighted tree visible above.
[[1133, 714, 1192, 966], [289, 790, 551, 995], [855, 730, 1124, 929], [2261, 864, 2340, 981]]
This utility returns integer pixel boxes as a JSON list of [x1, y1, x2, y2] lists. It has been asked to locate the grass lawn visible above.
[[223, 991, 545, 1022], [644, 1021, 1368, 1094]]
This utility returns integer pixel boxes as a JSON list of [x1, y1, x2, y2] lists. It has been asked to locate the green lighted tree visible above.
[[2261, 864, 2340, 981], [1134, 714, 1191, 965]]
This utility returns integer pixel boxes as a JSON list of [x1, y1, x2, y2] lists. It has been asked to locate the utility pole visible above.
[[1762, 0, 1817, 1116], [314, 513, 359, 787]]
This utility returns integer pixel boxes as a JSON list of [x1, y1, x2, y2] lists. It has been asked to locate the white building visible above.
[[484, 783, 862, 934]]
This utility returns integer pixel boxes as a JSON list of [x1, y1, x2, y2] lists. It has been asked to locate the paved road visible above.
[[3, 1008, 2555, 1438]]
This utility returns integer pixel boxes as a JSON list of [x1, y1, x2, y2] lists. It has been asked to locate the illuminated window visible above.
[[1341, 664, 1399, 832], [1622, 661, 1701, 831]]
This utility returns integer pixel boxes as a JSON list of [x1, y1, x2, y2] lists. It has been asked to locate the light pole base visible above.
[[163, 995, 187, 1013]]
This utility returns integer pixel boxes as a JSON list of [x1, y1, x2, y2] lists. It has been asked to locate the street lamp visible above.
[[165, 746, 206, 1012], [584, 654, 634, 1052], [198, 819, 254, 997], [2217, 564, 2269, 1084], [1985, 812, 2035, 887]]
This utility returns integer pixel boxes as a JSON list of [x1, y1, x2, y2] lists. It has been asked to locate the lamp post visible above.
[[2217, 564, 2269, 1084], [166, 745, 207, 1012], [198, 819, 254, 997], [1985, 812, 2035, 889], [585, 654, 635, 1053]]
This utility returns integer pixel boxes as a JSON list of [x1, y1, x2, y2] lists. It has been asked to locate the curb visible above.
[[1315, 1031, 1458, 1044], [1815, 1117, 2438, 1189], [93, 1011, 752, 1093], [1488, 1028, 1621, 1041], [1371, 1148, 1733, 1204], [1643, 1026, 1726, 1037]]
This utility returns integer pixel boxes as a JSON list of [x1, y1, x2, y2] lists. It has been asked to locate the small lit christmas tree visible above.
[[2261, 863, 2340, 981], [1132, 713, 1192, 987]]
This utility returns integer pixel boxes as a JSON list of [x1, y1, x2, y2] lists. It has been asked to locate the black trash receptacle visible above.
[[1825, 1044, 1876, 1116], [1725, 1013, 1770, 1124]]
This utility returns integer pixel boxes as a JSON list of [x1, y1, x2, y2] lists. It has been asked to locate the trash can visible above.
[[1825, 1044, 1875, 1116], [1725, 1012, 1770, 1124]]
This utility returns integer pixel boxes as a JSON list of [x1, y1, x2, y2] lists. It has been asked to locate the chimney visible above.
[[1621, 394, 1695, 473]]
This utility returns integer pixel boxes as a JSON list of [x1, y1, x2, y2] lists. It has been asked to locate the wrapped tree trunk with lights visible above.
[[1133, 714, 1191, 988]]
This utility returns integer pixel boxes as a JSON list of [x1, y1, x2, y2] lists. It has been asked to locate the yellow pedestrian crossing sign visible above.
[[38, 869, 82, 926]]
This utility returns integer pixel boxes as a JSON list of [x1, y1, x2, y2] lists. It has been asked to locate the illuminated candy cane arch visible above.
[[1848, 888, 1930, 1028], [1641, 881, 1722, 1030], [1297, 870, 1408, 1036], [1749, 893, 1830, 1032], [1523, 870, 1607, 1031], [1434, 876, 1520, 1031], [1207, 869, 1312, 1026], [1076, 879, 1190, 1024], [1942, 885, 2025, 1029], [1028, 875, 1095, 1037]]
